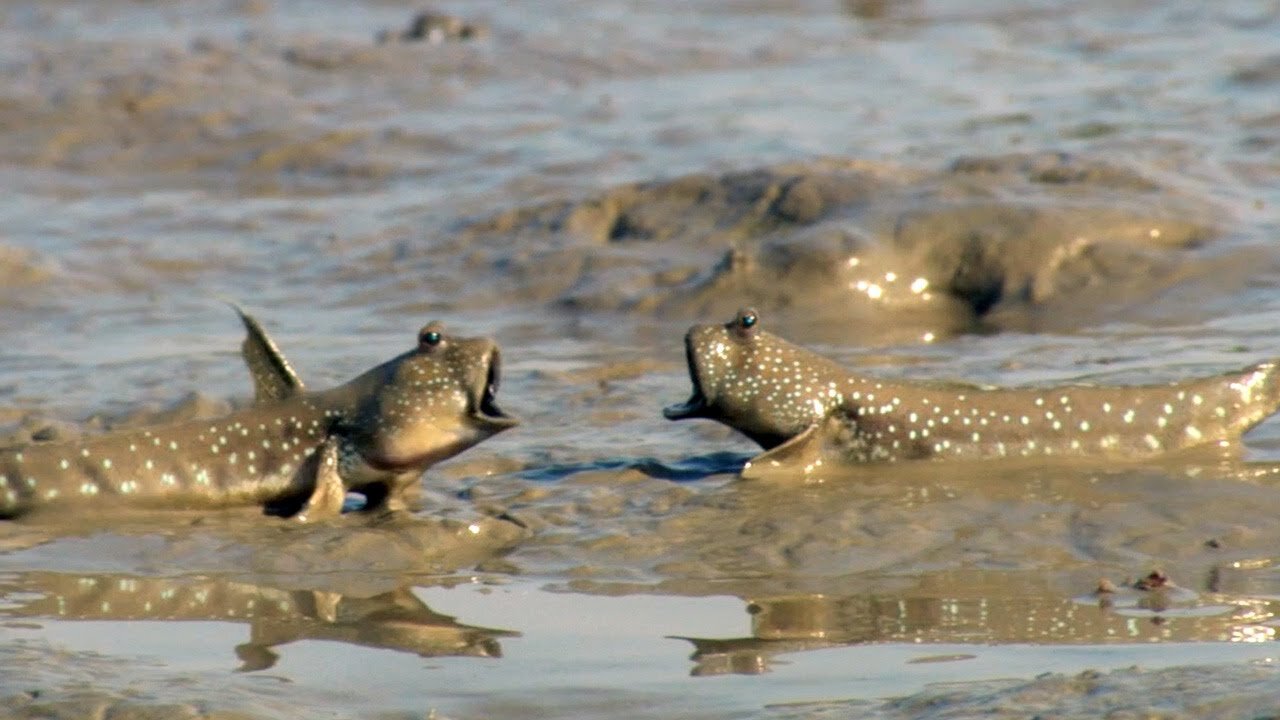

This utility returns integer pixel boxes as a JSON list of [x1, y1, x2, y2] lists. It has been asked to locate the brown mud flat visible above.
[[9, 659, 1279, 720], [460, 152, 1237, 343], [3, 0, 1280, 718], [776, 663, 1280, 720], [4, 150, 1271, 349]]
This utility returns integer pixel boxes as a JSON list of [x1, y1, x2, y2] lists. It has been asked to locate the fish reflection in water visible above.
[[673, 571, 1280, 676], [0, 573, 518, 671]]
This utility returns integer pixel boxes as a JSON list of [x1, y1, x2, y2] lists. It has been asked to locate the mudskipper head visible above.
[[346, 321, 517, 473], [664, 309, 846, 449]]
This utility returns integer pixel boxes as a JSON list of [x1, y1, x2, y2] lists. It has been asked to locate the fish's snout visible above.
[[466, 339, 518, 431], [664, 324, 720, 421], [480, 346, 515, 424]]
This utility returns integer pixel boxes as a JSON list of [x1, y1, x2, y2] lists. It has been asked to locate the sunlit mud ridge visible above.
[[0, 572, 516, 671], [458, 152, 1237, 342], [755, 663, 1280, 720], [0, 309, 516, 519]]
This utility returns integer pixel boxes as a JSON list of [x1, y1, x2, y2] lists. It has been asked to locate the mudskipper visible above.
[[0, 310, 517, 519], [665, 309, 1280, 477]]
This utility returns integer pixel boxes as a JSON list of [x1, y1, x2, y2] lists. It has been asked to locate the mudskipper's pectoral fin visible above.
[[740, 412, 856, 480], [741, 423, 823, 479], [293, 438, 346, 523], [228, 302, 305, 403]]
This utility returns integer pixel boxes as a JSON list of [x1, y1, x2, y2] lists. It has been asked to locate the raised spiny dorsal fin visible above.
[[228, 302, 305, 403]]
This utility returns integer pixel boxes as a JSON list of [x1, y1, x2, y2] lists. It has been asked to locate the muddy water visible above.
[[3, 0, 1280, 717]]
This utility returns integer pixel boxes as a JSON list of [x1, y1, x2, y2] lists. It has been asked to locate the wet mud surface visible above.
[[4, 0, 1280, 718], [460, 153, 1235, 342]]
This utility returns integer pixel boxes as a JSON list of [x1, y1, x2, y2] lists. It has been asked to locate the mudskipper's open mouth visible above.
[[663, 333, 710, 420], [476, 349, 518, 427]]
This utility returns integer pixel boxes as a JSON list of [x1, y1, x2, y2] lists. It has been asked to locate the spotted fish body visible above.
[[665, 309, 1280, 475], [0, 315, 516, 518]]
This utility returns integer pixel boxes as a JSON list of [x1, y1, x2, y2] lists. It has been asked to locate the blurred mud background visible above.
[[3, 0, 1280, 718]]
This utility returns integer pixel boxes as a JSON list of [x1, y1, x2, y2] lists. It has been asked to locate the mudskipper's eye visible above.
[[418, 322, 446, 349], [730, 308, 760, 339]]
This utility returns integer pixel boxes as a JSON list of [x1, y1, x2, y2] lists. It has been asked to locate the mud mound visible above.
[[455, 152, 1231, 342], [842, 664, 1280, 720], [0, 36, 472, 193]]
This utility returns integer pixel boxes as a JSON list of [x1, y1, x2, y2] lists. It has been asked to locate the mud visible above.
[[460, 153, 1236, 342], [6, 660, 1280, 720], [796, 663, 1280, 720], [4, 0, 1280, 718]]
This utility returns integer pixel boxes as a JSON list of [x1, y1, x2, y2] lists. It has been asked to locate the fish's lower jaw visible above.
[[360, 428, 499, 474], [663, 399, 706, 421], [470, 411, 520, 434]]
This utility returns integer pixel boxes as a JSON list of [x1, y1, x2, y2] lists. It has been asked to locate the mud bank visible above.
[[456, 152, 1259, 343], [4, 0, 1280, 718], [3, 614, 1278, 720], [787, 662, 1280, 720]]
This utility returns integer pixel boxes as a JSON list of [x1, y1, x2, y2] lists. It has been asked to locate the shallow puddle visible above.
[[4, 578, 1280, 719]]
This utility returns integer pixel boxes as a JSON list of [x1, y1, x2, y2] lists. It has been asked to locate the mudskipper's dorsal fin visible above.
[[228, 303, 305, 403]]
